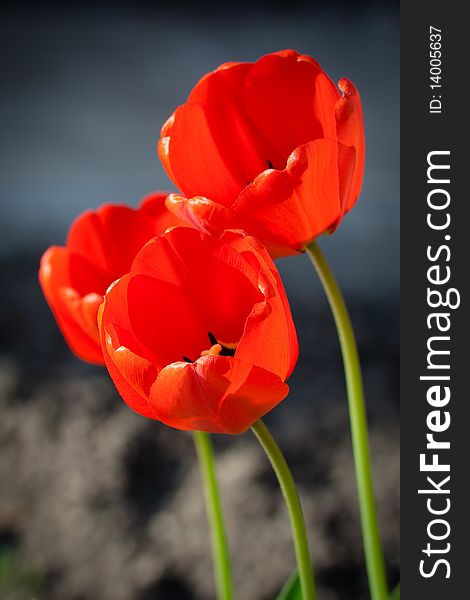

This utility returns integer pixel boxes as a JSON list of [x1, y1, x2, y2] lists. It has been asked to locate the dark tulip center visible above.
[[182, 332, 236, 363]]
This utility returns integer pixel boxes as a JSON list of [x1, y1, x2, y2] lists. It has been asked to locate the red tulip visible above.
[[158, 49, 365, 257], [39, 193, 185, 365], [98, 227, 298, 433]]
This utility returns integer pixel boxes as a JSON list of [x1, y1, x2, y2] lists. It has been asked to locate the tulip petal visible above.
[[67, 251, 111, 297], [168, 138, 341, 255], [243, 50, 340, 165], [335, 78, 365, 213], [127, 274, 209, 365], [236, 271, 299, 381], [165, 194, 236, 236], [100, 273, 164, 363], [128, 229, 262, 359], [159, 103, 246, 206], [218, 231, 299, 379], [232, 138, 341, 251], [67, 205, 160, 285], [149, 355, 288, 434], [102, 340, 159, 419], [189, 62, 281, 184], [67, 194, 178, 294], [39, 246, 104, 364], [139, 191, 187, 230], [40, 193, 184, 365], [160, 61, 281, 204], [98, 281, 160, 418]]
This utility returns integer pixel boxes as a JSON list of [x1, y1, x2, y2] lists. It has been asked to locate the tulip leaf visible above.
[[275, 569, 301, 600]]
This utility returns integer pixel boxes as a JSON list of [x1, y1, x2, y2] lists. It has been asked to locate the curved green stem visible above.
[[193, 431, 234, 600], [251, 419, 316, 600], [305, 240, 388, 600]]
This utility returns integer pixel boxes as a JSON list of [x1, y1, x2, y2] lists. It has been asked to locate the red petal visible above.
[[128, 229, 262, 359], [187, 62, 278, 186], [335, 78, 365, 212], [67, 200, 174, 291], [68, 206, 148, 279], [149, 355, 288, 434], [100, 273, 163, 363], [232, 138, 341, 251], [39, 246, 104, 364], [236, 271, 298, 381], [242, 50, 340, 165], [67, 251, 111, 297], [41, 195, 184, 366], [167, 138, 341, 255], [139, 191, 187, 230], [99, 295, 159, 419], [127, 273, 209, 365], [166, 193, 236, 235], [159, 103, 245, 206], [218, 232, 299, 379]]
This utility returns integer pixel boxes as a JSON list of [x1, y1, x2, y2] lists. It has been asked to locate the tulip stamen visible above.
[[267, 160, 274, 169], [201, 343, 223, 357], [207, 331, 236, 357], [183, 356, 193, 363]]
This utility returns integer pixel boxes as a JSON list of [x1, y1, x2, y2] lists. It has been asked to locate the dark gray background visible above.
[[1, 1, 399, 301], [0, 3, 399, 599]]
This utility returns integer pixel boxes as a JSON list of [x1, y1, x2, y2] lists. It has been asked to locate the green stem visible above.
[[305, 240, 388, 600], [390, 582, 400, 600], [193, 431, 234, 600], [251, 419, 316, 600]]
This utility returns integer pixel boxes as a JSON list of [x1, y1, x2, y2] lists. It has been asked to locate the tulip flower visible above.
[[39, 192, 185, 364], [158, 49, 365, 257], [98, 227, 298, 434]]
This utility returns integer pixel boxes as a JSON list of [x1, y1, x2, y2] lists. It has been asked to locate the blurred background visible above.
[[0, 1, 399, 599]]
